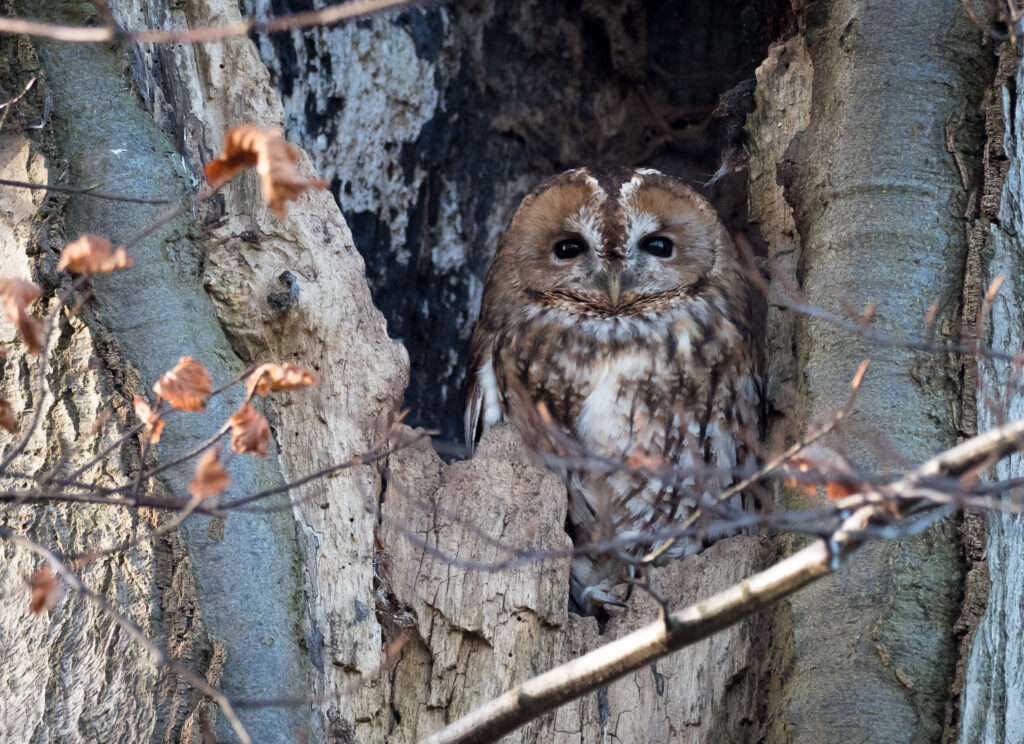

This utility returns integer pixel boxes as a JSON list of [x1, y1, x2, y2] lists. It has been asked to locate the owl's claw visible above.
[[580, 585, 628, 610]]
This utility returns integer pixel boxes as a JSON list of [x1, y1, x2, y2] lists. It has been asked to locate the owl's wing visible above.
[[463, 331, 503, 451]]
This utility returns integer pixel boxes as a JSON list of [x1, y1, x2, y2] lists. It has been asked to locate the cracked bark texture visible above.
[[959, 42, 1024, 744], [379, 424, 764, 743], [4, 0, 407, 740]]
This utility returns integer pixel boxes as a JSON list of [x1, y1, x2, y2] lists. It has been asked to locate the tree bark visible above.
[[959, 40, 1024, 744], [2, 0, 407, 741], [3, 1, 1021, 743], [746, 1, 991, 741]]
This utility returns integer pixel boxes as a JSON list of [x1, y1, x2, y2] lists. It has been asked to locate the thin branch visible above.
[[0, 0, 419, 45], [66, 495, 203, 567], [773, 292, 1023, 363], [419, 415, 1024, 744], [0, 76, 35, 132], [0, 178, 171, 204], [130, 426, 228, 484], [419, 510, 867, 744]]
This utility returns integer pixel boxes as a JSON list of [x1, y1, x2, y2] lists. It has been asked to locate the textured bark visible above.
[[2, 0, 405, 741], [0, 118, 165, 744], [958, 45, 1024, 744], [745, 2, 990, 742]]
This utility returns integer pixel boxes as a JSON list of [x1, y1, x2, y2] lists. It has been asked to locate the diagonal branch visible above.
[[419, 416, 1024, 744]]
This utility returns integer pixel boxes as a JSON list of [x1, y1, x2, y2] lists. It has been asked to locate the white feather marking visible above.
[[582, 173, 605, 199], [566, 203, 604, 253], [623, 209, 660, 255], [618, 173, 645, 201], [464, 358, 504, 447], [576, 353, 652, 451], [478, 359, 502, 429]]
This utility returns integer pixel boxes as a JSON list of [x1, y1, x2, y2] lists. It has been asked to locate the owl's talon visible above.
[[581, 586, 628, 610]]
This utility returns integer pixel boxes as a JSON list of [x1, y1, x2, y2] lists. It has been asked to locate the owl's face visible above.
[[488, 167, 742, 320]]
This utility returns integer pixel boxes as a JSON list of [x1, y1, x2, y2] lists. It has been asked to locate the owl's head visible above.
[[487, 167, 746, 320]]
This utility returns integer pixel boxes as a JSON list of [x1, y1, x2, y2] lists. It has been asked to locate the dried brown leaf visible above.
[[205, 125, 328, 218], [189, 446, 231, 499], [247, 362, 318, 397], [57, 235, 133, 274], [0, 278, 43, 354], [229, 404, 270, 457], [154, 356, 212, 412], [26, 565, 64, 615], [626, 450, 667, 470], [0, 398, 17, 434], [782, 445, 862, 500], [133, 395, 165, 444]]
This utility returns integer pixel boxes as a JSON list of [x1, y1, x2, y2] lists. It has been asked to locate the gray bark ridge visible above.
[[749, 1, 991, 742], [17, 6, 314, 741], [960, 49, 1024, 744]]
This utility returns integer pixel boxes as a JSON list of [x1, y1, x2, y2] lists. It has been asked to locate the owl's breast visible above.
[[492, 307, 757, 468]]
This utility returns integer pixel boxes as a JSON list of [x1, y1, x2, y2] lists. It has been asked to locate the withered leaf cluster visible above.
[[7, 123, 325, 616], [229, 404, 270, 457], [247, 362, 319, 397], [0, 399, 17, 434], [26, 566, 64, 616], [154, 356, 212, 412], [133, 396, 164, 444], [189, 446, 231, 499]]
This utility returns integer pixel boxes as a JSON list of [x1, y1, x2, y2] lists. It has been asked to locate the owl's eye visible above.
[[553, 238, 587, 260], [640, 236, 674, 258]]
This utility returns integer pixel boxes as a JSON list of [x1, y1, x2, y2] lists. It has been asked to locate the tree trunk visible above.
[[746, 2, 991, 741], [959, 41, 1024, 744], [2, 0, 407, 741], [2, 1, 1021, 743]]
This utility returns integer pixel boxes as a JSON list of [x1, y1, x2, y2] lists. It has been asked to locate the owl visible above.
[[464, 167, 759, 614]]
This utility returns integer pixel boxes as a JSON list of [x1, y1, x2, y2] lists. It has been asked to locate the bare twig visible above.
[[418, 415, 1024, 744], [0, 76, 35, 132], [0, 178, 171, 204], [0, 0, 419, 45], [420, 508, 869, 744]]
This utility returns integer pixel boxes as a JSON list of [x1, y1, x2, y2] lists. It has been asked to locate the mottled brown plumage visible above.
[[465, 167, 759, 613]]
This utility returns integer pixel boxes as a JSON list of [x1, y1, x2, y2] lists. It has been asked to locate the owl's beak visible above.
[[605, 273, 621, 306]]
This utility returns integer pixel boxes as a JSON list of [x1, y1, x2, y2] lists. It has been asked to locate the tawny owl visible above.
[[464, 167, 759, 614]]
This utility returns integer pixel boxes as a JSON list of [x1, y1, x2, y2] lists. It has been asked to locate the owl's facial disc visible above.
[[496, 168, 736, 318]]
